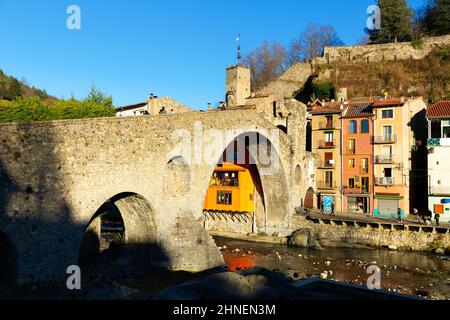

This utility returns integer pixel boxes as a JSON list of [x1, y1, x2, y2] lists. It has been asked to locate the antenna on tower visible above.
[[236, 34, 242, 65]]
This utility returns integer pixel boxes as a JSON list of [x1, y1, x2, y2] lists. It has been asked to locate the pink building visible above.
[[342, 103, 374, 215]]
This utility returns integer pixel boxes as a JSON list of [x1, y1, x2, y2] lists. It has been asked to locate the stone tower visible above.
[[226, 65, 251, 107]]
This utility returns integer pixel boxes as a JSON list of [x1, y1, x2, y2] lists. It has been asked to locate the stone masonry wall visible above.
[[293, 215, 450, 252]]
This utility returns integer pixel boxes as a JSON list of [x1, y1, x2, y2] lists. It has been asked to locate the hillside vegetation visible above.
[[312, 46, 450, 103], [0, 70, 116, 124]]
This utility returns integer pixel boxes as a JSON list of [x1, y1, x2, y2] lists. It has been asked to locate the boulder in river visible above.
[[289, 228, 323, 250]]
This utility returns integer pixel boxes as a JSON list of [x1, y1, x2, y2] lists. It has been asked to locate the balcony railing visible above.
[[317, 181, 337, 190], [343, 186, 370, 194], [428, 138, 450, 147], [375, 155, 394, 164], [318, 121, 336, 130], [429, 186, 450, 195], [317, 160, 336, 169], [347, 148, 356, 154], [372, 135, 397, 144], [318, 140, 336, 148], [375, 177, 395, 186]]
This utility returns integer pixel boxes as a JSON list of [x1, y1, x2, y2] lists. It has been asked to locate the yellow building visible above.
[[372, 97, 427, 217], [203, 162, 255, 213]]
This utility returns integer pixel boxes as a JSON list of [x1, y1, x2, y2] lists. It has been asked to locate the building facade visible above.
[[427, 101, 450, 222], [372, 98, 427, 218], [310, 102, 343, 212], [342, 103, 374, 215]]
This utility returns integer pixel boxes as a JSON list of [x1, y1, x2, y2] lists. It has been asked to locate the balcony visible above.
[[372, 135, 397, 144], [318, 140, 336, 149], [375, 177, 395, 186], [343, 186, 370, 194], [428, 138, 450, 147], [318, 121, 336, 130], [317, 160, 336, 169], [375, 155, 394, 164], [429, 186, 450, 195], [347, 148, 356, 154], [317, 181, 337, 190]]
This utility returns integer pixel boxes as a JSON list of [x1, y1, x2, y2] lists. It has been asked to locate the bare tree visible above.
[[242, 41, 288, 90], [288, 23, 344, 64]]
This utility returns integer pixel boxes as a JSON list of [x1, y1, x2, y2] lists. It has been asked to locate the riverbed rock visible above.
[[388, 245, 398, 251], [435, 248, 445, 255], [289, 228, 323, 250], [151, 267, 299, 300]]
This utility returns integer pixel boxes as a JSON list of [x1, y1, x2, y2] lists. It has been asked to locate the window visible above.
[[349, 120, 357, 134], [361, 158, 369, 173], [217, 191, 232, 205], [348, 139, 356, 154], [348, 158, 355, 168], [325, 132, 334, 147], [383, 126, 393, 140], [325, 171, 333, 187], [326, 116, 333, 128], [348, 178, 355, 188], [361, 177, 369, 193], [384, 168, 392, 178], [361, 120, 369, 133], [210, 172, 239, 187], [382, 109, 394, 119]]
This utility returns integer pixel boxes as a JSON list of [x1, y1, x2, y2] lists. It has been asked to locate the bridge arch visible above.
[[0, 231, 18, 285], [79, 192, 163, 270], [201, 130, 290, 232]]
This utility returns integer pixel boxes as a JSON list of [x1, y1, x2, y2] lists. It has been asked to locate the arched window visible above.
[[349, 120, 357, 134], [361, 120, 369, 133]]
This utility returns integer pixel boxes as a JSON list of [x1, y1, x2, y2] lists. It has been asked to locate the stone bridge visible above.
[[0, 108, 308, 285]]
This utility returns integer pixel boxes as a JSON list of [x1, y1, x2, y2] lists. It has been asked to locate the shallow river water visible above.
[[214, 237, 450, 300]]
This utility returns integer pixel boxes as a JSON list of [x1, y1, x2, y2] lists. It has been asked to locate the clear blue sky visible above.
[[0, 0, 424, 109]]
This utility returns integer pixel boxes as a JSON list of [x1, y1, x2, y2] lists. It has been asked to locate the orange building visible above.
[[341, 103, 374, 214], [203, 162, 255, 213]]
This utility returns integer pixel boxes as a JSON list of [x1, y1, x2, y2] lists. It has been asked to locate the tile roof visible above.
[[342, 102, 374, 118], [426, 101, 450, 119], [372, 98, 403, 107], [116, 102, 147, 111]]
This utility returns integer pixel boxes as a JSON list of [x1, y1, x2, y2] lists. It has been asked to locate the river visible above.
[[214, 237, 450, 300]]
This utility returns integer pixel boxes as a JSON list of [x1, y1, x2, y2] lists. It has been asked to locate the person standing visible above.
[[435, 212, 440, 226], [320, 202, 324, 215], [330, 202, 335, 216], [397, 208, 402, 223]]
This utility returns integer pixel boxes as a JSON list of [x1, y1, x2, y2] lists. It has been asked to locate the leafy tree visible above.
[[288, 23, 343, 63], [421, 0, 450, 36], [242, 41, 288, 90], [367, 0, 414, 43], [85, 85, 113, 107]]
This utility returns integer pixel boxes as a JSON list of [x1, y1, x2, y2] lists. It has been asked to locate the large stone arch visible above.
[[199, 130, 290, 233]]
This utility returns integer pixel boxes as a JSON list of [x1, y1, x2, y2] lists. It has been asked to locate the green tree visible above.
[[85, 86, 113, 107], [422, 0, 450, 36], [368, 0, 414, 43]]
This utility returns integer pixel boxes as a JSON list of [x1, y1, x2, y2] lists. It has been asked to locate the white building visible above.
[[115, 102, 149, 117], [427, 101, 450, 222]]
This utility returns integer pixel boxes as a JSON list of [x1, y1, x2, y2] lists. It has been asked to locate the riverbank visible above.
[[214, 237, 450, 300]]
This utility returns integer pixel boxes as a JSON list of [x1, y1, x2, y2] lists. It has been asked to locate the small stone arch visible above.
[[79, 192, 164, 270], [0, 231, 18, 285], [163, 156, 191, 195]]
